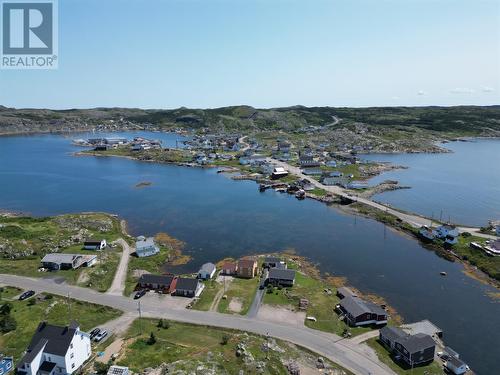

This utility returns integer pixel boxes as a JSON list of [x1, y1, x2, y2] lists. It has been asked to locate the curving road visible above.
[[266, 158, 497, 240], [1, 274, 394, 375]]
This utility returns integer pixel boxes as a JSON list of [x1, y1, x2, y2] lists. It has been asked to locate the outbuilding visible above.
[[197, 263, 216, 280], [83, 239, 107, 250]]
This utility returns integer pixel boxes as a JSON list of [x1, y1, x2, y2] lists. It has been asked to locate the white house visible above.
[[197, 263, 216, 280], [83, 239, 107, 250], [446, 356, 467, 375], [135, 237, 160, 258], [271, 167, 288, 179], [16, 321, 91, 375]]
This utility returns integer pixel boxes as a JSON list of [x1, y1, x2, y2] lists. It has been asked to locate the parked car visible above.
[[89, 328, 100, 339], [94, 330, 108, 342], [19, 290, 35, 300], [134, 289, 146, 299]]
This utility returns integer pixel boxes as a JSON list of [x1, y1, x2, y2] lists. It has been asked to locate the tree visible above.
[[220, 334, 230, 345], [0, 302, 12, 316], [94, 361, 111, 375], [147, 332, 157, 345], [0, 314, 17, 333]]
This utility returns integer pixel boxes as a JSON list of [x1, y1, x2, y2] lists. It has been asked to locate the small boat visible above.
[[418, 226, 435, 242], [259, 184, 270, 192], [440, 271, 447, 276]]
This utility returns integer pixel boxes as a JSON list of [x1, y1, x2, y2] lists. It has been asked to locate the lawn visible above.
[[452, 235, 500, 281], [191, 278, 223, 311], [367, 338, 445, 375], [0, 213, 126, 292], [116, 318, 353, 374], [263, 260, 374, 337], [0, 293, 122, 362], [217, 276, 260, 315], [0, 286, 22, 300], [125, 247, 171, 296]]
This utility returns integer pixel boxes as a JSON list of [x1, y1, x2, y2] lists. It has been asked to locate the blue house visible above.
[[0, 354, 13, 374], [135, 237, 160, 258]]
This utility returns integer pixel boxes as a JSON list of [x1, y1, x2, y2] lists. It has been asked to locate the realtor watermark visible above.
[[1, 0, 58, 69]]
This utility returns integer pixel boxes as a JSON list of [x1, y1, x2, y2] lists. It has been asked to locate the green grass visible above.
[[117, 318, 353, 374], [0, 286, 22, 300], [125, 246, 171, 296], [309, 187, 328, 196], [0, 294, 122, 362], [367, 338, 445, 375], [191, 279, 223, 311], [452, 235, 500, 281], [263, 261, 373, 337], [217, 276, 260, 315]]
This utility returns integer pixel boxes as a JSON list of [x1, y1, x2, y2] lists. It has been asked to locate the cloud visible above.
[[481, 86, 494, 93], [417, 90, 426, 96], [450, 88, 475, 94]]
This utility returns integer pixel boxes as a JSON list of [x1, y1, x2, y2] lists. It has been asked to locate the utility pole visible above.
[[67, 292, 71, 324], [138, 301, 142, 334]]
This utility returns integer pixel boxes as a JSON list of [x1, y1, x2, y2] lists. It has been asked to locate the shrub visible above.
[[220, 334, 230, 345], [0, 315, 17, 333], [147, 332, 156, 345]]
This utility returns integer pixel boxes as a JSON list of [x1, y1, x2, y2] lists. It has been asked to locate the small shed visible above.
[[197, 263, 216, 280]]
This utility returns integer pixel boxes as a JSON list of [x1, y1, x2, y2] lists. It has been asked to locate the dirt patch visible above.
[[257, 305, 306, 328], [228, 297, 243, 313], [77, 270, 90, 284]]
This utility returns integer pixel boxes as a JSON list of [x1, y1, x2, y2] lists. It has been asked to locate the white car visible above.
[[94, 330, 108, 342]]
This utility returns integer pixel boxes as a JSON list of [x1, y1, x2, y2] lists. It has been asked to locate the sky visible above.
[[0, 0, 499, 109]]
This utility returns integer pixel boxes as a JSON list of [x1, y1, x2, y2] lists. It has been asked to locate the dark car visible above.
[[89, 328, 101, 339], [19, 290, 35, 300], [134, 289, 146, 299]]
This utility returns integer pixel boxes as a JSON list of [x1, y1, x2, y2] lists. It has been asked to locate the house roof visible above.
[[264, 257, 282, 263], [447, 355, 466, 368], [399, 333, 435, 354], [269, 268, 296, 281], [84, 239, 104, 244], [199, 263, 216, 273], [175, 277, 199, 291], [380, 326, 408, 342], [221, 262, 237, 270], [337, 287, 356, 298], [238, 259, 257, 268], [24, 322, 78, 358], [18, 338, 48, 366], [138, 274, 174, 286], [339, 296, 386, 317], [41, 253, 81, 264], [136, 237, 157, 251]]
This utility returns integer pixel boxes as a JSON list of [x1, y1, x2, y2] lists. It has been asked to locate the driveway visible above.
[[106, 238, 133, 296]]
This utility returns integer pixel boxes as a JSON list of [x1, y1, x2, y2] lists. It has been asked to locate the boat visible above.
[[440, 271, 447, 276], [470, 242, 483, 250], [259, 184, 270, 192]]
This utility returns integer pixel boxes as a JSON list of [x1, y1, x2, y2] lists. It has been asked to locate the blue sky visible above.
[[0, 0, 499, 109]]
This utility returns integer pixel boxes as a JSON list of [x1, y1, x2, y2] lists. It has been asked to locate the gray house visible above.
[[267, 269, 296, 287], [135, 237, 160, 258], [337, 296, 387, 326], [173, 278, 204, 298], [379, 326, 436, 367], [41, 254, 83, 270]]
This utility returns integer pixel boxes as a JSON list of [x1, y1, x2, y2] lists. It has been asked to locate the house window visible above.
[[72, 363, 75, 369], [71, 352, 74, 358], [70, 343, 74, 349]]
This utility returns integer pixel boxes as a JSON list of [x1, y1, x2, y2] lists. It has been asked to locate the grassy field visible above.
[[116, 318, 353, 374], [191, 278, 223, 311], [0, 293, 122, 362], [452, 235, 500, 281], [367, 338, 445, 375], [0, 286, 22, 300], [263, 260, 377, 337], [0, 213, 125, 291], [217, 276, 260, 315]]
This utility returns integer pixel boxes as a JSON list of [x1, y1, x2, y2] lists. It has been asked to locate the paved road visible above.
[[1, 274, 394, 375], [267, 158, 497, 240], [106, 239, 134, 296], [247, 288, 264, 318]]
